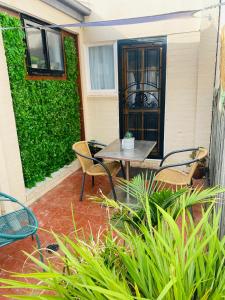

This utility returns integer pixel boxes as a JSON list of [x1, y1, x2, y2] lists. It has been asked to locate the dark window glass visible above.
[[46, 29, 64, 71], [144, 49, 160, 69], [25, 22, 47, 70], [22, 16, 65, 76]]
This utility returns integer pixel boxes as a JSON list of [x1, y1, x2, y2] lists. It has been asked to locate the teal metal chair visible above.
[[0, 192, 43, 262]]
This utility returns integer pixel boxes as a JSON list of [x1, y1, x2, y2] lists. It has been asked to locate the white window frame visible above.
[[85, 42, 118, 96]]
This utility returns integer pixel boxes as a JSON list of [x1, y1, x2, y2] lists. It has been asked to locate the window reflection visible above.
[[25, 24, 47, 69], [23, 16, 65, 75], [46, 30, 64, 71]]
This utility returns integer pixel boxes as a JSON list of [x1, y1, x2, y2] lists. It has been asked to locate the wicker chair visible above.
[[72, 141, 123, 201], [155, 147, 208, 187], [0, 192, 43, 262]]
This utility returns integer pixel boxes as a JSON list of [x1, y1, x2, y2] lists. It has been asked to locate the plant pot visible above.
[[122, 138, 135, 150]]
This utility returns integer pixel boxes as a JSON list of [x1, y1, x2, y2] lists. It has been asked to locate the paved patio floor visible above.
[[0, 168, 112, 299], [0, 168, 204, 299]]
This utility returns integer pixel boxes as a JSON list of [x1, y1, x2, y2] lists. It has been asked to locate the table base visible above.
[[108, 185, 138, 207]]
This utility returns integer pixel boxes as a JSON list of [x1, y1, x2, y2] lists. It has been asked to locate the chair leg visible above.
[[120, 161, 125, 179], [80, 173, 86, 201], [108, 174, 117, 201], [34, 233, 44, 264], [92, 176, 95, 189]]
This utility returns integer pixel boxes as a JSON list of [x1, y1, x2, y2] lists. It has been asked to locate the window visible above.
[[87, 44, 116, 93], [21, 15, 65, 76]]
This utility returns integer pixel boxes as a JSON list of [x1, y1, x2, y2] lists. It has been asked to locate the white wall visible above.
[[0, 32, 26, 201], [81, 0, 202, 151], [164, 31, 200, 154], [195, 0, 220, 148], [81, 0, 219, 160]]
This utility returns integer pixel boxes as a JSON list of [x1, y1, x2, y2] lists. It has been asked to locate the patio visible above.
[[0, 0, 225, 298], [0, 169, 109, 272], [0, 167, 204, 291]]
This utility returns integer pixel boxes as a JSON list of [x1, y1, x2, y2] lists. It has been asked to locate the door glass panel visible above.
[[127, 71, 137, 91], [131, 130, 142, 140], [144, 49, 160, 69], [127, 91, 136, 108], [144, 112, 158, 129], [127, 50, 136, 71], [144, 91, 159, 108], [128, 113, 142, 129], [144, 130, 158, 141], [144, 71, 159, 89]]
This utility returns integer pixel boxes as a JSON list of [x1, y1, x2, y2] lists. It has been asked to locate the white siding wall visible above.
[[0, 32, 26, 201], [195, 0, 220, 148], [165, 32, 200, 154], [86, 97, 119, 144]]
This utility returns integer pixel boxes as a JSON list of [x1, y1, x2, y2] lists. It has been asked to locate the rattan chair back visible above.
[[72, 141, 94, 173], [188, 147, 208, 182]]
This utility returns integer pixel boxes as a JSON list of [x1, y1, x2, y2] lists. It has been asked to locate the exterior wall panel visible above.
[[81, 0, 219, 165]]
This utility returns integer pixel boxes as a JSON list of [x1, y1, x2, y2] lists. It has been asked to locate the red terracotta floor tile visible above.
[[0, 169, 111, 299]]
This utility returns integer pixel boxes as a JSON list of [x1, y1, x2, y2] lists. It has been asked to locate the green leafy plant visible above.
[[0, 13, 80, 187], [124, 131, 133, 138], [0, 189, 225, 299], [98, 172, 222, 231]]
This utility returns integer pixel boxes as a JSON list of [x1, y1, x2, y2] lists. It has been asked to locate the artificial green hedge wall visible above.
[[0, 13, 80, 188]]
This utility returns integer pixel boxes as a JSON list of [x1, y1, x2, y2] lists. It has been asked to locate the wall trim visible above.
[[26, 159, 81, 206]]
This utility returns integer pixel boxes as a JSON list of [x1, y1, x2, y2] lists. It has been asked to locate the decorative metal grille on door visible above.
[[118, 38, 166, 158]]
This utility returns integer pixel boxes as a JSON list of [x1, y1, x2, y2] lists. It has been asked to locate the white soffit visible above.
[[40, 0, 91, 22]]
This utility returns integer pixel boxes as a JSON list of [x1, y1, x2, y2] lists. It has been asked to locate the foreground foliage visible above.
[[0, 184, 225, 299], [100, 172, 223, 231]]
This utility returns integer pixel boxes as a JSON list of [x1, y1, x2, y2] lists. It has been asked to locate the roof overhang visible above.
[[40, 0, 91, 22]]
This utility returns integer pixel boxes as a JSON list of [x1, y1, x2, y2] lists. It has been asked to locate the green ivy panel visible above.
[[0, 13, 80, 188]]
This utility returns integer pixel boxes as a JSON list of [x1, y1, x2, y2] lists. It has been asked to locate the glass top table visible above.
[[95, 139, 156, 181]]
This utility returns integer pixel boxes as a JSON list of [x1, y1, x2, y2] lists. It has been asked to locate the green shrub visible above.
[[0, 186, 225, 299], [98, 172, 223, 231], [0, 13, 80, 187]]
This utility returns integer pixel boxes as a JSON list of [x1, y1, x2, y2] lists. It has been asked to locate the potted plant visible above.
[[122, 131, 135, 150]]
